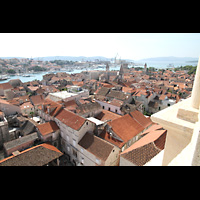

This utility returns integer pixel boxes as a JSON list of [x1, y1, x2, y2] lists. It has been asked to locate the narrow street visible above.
[[59, 154, 74, 166]]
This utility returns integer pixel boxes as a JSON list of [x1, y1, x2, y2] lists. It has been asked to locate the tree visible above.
[[7, 69, 16, 74], [28, 66, 46, 72], [30, 111, 35, 118]]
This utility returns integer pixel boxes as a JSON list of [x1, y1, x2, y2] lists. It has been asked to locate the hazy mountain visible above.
[[137, 56, 198, 62], [32, 56, 112, 62], [0, 57, 25, 59], [0, 56, 112, 62], [0, 56, 197, 63]]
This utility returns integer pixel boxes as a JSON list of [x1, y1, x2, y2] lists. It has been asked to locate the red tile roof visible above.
[[55, 108, 86, 131], [109, 98, 123, 107], [30, 94, 44, 106], [100, 113, 145, 148], [122, 129, 166, 153], [0, 82, 13, 90], [37, 121, 59, 136], [129, 110, 153, 129], [0, 143, 63, 166], [95, 110, 121, 122], [99, 129, 125, 148], [39, 98, 63, 117], [141, 123, 163, 136], [120, 128, 167, 166], [78, 132, 114, 161]]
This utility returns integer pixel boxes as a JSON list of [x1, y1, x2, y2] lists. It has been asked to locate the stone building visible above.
[[0, 111, 9, 149], [54, 108, 95, 165], [3, 132, 38, 156]]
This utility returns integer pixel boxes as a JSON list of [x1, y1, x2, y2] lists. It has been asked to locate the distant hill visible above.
[[137, 56, 198, 62], [0, 57, 25, 59], [0, 56, 111, 61], [32, 56, 112, 62], [0, 56, 134, 62]]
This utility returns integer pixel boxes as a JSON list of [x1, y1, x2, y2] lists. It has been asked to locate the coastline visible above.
[[0, 60, 197, 84]]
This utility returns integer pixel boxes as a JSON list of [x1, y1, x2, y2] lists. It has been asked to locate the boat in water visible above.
[[167, 63, 174, 68], [22, 74, 31, 77], [0, 75, 9, 81]]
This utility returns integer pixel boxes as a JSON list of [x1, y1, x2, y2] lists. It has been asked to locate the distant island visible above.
[[186, 60, 198, 63], [0, 56, 198, 63], [137, 56, 198, 62]]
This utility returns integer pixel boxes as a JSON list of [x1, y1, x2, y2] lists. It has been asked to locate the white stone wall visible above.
[[95, 100, 122, 115]]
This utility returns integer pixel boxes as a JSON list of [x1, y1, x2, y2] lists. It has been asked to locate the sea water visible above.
[[0, 60, 197, 83]]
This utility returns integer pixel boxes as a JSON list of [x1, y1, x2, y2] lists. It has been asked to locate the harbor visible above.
[[0, 64, 123, 83], [0, 59, 197, 84]]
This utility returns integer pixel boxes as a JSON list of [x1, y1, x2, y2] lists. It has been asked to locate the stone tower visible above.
[[144, 63, 147, 73], [105, 63, 110, 82], [119, 64, 124, 81], [106, 63, 109, 71]]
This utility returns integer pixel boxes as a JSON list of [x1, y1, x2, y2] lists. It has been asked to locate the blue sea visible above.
[[136, 60, 198, 69], [0, 60, 197, 84]]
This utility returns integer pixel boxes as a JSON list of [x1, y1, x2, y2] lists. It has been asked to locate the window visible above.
[[66, 135, 69, 142], [121, 145, 125, 152], [96, 158, 100, 165], [72, 149, 77, 158], [81, 157, 84, 165], [115, 109, 118, 113], [108, 107, 110, 111], [73, 139, 76, 147], [54, 141, 57, 147], [67, 146, 70, 152], [167, 104, 170, 107], [102, 106, 105, 109]]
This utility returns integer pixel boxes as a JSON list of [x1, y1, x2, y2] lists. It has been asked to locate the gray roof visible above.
[[21, 119, 38, 135], [0, 144, 63, 166], [96, 87, 110, 96], [4, 132, 38, 151], [78, 132, 114, 161], [107, 90, 129, 101], [8, 79, 23, 87]]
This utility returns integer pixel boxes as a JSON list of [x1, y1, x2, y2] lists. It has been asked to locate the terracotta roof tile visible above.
[[37, 121, 59, 136], [120, 129, 167, 166], [159, 94, 167, 100], [141, 123, 163, 136], [30, 94, 44, 106], [78, 132, 114, 161], [122, 129, 167, 153], [100, 114, 144, 148], [100, 129, 125, 148], [109, 114, 144, 141], [0, 82, 13, 90], [0, 143, 63, 166], [109, 98, 123, 107], [55, 108, 86, 131], [129, 110, 153, 129], [95, 110, 121, 122], [121, 143, 161, 166], [39, 99, 63, 117]]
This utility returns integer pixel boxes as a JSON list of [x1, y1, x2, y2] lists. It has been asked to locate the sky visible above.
[[0, 33, 199, 60]]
